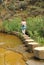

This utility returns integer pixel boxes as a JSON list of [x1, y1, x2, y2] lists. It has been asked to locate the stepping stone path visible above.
[[22, 35, 31, 41], [27, 42, 39, 52], [22, 34, 38, 52], [22, 34, 44, 65]]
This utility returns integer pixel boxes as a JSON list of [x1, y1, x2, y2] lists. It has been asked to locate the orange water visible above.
[[0, 48, 26, 65], [0, 33, 26, 65], [0, 33, 22, 48]]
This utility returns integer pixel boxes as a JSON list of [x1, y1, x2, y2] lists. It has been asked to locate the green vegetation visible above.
[[0, 0, 44, 45], [0, 16, 43, 45], [26, 16, 44, 45], [0, 0, 44, 20], [3, 17, 21, 32]]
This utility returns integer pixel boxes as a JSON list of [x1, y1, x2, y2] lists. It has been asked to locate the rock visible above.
[[24, 39, 34, 43], [34, 47, 44, 59], [27, 42, 39, 52]]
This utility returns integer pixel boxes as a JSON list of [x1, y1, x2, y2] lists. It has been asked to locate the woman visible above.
[[21, 19, 26, 34]]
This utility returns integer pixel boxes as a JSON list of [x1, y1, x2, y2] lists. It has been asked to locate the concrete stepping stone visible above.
[[23, 36, 30, 39], [34, 47, 44, 59], [27, 42, 39, 52], [23, 34, 28, 38], [23, 37, 31, 40], [22, 34, 30, 41], [24, 39, 34, 43]]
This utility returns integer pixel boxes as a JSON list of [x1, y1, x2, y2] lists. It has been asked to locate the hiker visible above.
[[21, 19, 26, 34]]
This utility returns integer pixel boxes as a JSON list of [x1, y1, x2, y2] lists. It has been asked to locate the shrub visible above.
[[19, 1, 27, 10], [27, 16, 44, 45], [27, 16, 44, 33], [3, 17, 21, 32]]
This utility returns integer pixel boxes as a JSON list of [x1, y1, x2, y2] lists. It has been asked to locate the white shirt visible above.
[[21, 21, 26, 27]]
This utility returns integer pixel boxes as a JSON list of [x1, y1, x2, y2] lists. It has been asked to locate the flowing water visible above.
[[0, 32, 26, 65]]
